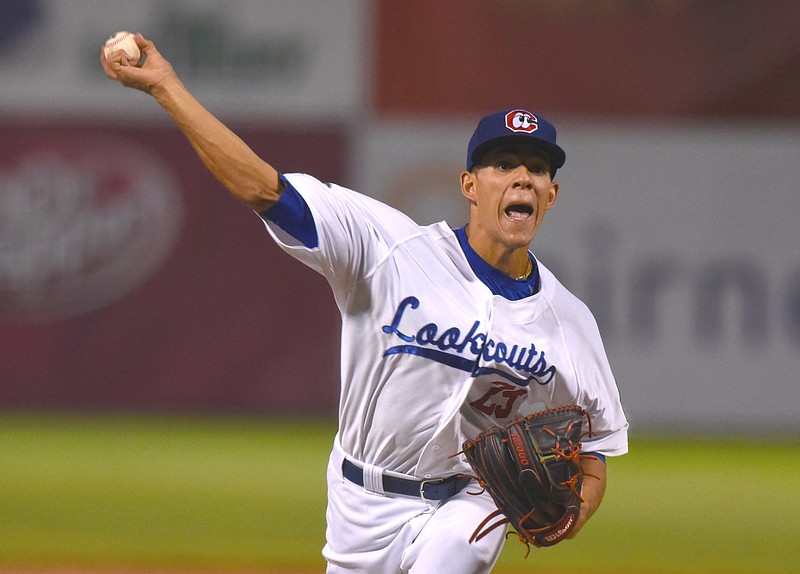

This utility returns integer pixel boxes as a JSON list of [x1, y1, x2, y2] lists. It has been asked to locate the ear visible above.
[[460, 171, 478, 204], [545, 182, 559, 211]]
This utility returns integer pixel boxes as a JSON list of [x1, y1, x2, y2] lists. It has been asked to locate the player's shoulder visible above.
[[284, 172, 409, 219], [538, 261, 600, 329], [284, 172, 436, 242]]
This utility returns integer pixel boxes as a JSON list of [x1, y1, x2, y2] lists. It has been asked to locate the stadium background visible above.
[[1, 1, 799, 572]]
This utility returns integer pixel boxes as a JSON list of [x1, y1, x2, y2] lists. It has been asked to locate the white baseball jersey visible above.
[[261, 173, 628, 480]]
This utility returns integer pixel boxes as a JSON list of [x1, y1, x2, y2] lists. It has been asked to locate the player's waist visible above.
[[340, 457, 471, 501]]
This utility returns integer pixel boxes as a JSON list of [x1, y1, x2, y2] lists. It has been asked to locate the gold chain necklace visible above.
[[514, 257, 533, 281]]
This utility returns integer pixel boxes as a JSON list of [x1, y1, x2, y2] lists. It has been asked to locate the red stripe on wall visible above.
[[374, 0, 800, 119]]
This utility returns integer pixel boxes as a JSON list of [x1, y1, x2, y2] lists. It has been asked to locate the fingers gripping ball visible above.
[[459, 405, 592, 553], [103, 31, 142, 66]]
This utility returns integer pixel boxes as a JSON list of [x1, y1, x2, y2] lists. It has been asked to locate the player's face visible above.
[[460, 144, 559, 259]]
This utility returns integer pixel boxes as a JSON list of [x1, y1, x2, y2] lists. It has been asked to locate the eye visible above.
[[524, 161, 550, 175], [496, 160, 511, 171]]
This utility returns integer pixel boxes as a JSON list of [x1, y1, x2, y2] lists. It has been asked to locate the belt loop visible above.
[[362, 462, 385, 495]]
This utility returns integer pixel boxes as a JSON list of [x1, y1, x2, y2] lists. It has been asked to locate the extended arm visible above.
[[567, 454, 607, 538], [101, 33, 281, 212]]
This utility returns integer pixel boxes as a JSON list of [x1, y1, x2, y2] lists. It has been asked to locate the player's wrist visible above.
[[150, 75, 194, 114], [147, 69, 178, 96]]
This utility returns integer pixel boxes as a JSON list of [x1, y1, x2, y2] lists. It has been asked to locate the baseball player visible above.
[[102, 35, 628, 574]]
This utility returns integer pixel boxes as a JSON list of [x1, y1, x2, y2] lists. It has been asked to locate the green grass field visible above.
[[0, 413, 798, 573]]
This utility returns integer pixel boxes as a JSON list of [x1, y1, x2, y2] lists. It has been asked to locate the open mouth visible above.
[[504, 204, 533, 220]]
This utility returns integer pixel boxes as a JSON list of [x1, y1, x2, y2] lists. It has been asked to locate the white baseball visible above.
[[103, 31, 142, 66]]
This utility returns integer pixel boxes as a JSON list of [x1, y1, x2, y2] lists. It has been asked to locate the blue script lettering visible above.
[[381, 296, 418, 342], [380, 296, 556, 385]]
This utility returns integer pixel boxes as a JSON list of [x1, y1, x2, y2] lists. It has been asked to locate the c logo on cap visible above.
[[505, 110, 538, 133]]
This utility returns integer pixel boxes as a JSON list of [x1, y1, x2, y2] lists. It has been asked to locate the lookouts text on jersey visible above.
[[261, 173, 628, 480]]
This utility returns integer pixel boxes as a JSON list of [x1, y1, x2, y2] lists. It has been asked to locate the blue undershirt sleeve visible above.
[[259, 175, 319, 248], [582, 451, 606, 463]]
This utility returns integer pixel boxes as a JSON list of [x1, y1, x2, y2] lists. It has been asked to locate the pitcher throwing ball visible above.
[[102, 33, 628, 574]]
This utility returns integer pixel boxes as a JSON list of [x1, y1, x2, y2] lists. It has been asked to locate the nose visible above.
[[511, 166, 534, 189]]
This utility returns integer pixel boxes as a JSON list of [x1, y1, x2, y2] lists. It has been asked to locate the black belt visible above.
[[342, 459, 471, 501]]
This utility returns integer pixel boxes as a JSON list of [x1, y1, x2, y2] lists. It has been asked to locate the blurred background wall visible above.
[[1, 0, 798, 432]]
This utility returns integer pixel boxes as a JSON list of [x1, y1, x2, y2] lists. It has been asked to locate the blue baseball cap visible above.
[[466, 109, 566, 175]]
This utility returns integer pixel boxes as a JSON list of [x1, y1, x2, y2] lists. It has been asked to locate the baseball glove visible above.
[[459, 405, 592, 552]]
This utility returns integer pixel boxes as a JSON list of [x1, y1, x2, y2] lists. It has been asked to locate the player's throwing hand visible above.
[[100, 33, 176, 95]]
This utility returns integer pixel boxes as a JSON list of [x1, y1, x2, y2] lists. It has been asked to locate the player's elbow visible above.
[[232, 172, 284, 212]]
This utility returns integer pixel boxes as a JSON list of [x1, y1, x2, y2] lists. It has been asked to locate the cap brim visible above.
[[470, 135, 565, 172]]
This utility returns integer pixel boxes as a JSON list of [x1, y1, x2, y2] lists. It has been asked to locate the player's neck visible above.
[[463, 224, 531, 279]]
